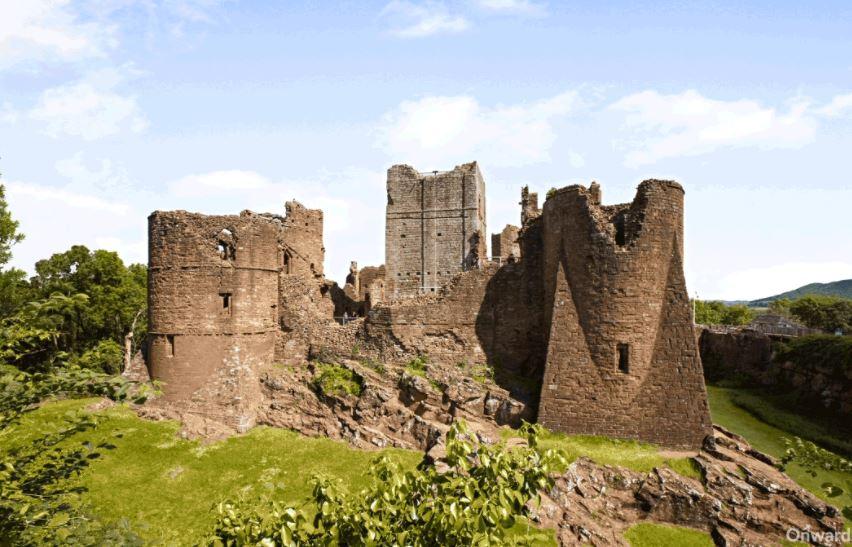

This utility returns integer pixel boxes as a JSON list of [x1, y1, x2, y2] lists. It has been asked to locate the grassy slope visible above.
[[624, 522, 714, 547], [7, 387, 849, 545], [707, 386, 852, 512], [2, 399, 422, 544]]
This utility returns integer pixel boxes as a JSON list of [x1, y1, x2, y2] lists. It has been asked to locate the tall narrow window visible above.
[[614, 215, 626, 246], [166, 335, 175, 357], [617, 343, 629, 373], [220, 292, 232, 315], [283, 251, 292, 274]]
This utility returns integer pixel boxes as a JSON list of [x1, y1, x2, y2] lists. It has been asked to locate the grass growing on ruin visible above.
[[311, 362, 363, 397], [623, 522, 714, 547], [404, 354, 428, 377], [707, 386, 852, 514], [501, 428, 702, 480]]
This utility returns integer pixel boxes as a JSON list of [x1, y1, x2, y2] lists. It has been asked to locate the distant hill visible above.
[[749, 279, 852, 307]]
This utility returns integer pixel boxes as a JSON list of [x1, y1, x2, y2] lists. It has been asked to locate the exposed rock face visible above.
[[535, 426, 845, 546], [256, 358, 532, 452]]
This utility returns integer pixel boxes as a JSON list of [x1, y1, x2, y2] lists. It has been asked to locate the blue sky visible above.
[[1, 0, 850, 300]]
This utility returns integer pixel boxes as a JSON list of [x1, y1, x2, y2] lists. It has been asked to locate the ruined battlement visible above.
[[146, 165, 711, 449]]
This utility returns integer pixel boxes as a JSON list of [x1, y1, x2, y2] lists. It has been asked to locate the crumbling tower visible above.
[[147, 211, 280, 429], [385, 162, 487, 297], [537, 180, 712, 448]]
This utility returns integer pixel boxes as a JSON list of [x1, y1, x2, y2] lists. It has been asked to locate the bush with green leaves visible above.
[[779, 436, 852, 519], [208, 421, 566, 546], [311, 363, 363, 397], [72, 339, 125, 375]]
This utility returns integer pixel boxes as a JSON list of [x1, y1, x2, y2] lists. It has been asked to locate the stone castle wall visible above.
[[491, 224, 520, 261], [147, 211, 280, 428], [147, 165, 712, 449], [536, 181, 712, 448], [385, 162, 487, 298]]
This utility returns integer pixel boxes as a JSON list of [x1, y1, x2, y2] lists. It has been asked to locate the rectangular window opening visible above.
[[617, 343, 629, 373], [165, 334, 175, 357], [220, 293, 232, 314]]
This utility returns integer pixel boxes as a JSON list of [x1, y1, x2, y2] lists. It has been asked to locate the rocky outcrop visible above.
[[530, 426, 845, 546]]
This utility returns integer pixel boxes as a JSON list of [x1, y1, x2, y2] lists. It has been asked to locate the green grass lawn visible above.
[[502, 427, 702, 480], [707, 386, 852, 514], [2, 399, 422, 544], [624, 522, 714, 547]]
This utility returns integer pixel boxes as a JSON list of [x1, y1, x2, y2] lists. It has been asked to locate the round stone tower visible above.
[[536, 180, 712, 449], [147, 210, 279, 429]]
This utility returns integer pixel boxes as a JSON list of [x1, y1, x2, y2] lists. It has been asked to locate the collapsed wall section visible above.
[[385, 162, 487, 298], [536, 180, 712, 449], [147, 211, 280, 429]]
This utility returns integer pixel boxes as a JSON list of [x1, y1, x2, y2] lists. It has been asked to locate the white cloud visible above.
[[610, 90, 818, 167], [0, 0, 116, 69], [816, 93, 852, 118], [381, 1, 470, 38], [4, 180, 129, 215], [169, 170, 273, 196], [474, 0, 546, 16], [28, 66, 148, 140], [375, 91, 581, 168], [715, 262, 852, 302]]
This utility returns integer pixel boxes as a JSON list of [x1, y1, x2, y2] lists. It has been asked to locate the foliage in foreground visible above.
[[779, 436, 852, 520], [0, 366, 153, 544], [209, 421, 566, 546]]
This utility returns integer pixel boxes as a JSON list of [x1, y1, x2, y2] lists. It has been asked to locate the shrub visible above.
[[404, 354, 428, 377], [311, 363, 363, 397], [208, 421, 566, 546], [72, 339, 124, 374], [773, 334, 852, 374]]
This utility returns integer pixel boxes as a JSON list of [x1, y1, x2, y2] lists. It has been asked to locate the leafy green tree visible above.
[[0, 183, 31, 318], [209, 421, 566, 546], [788, 295, 852, 332], [0, 183, 24, 267], [694, 300, 754, 326], [30, 245, 148, 356], [0, 293, 90, 371]]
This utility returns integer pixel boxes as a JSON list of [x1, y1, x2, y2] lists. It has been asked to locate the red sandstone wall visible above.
[[537, 181, 712, 449], [147, 211, 280, 428]]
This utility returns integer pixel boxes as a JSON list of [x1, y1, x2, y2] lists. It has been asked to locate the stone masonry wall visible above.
[[385, 162, 487, 298], [536, 181, 712, 449], [147, 210, 279, 429], [491, 224, 520, 261]]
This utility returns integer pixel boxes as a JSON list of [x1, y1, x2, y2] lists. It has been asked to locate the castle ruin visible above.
[[146, 162, 712, 448]]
